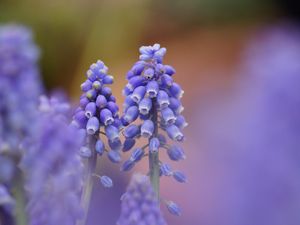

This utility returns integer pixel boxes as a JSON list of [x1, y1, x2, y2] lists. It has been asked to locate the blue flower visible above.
[[117, 174, 167, 225], [99, 175, 113, 188], [166, 201, 181, 216], [72, 60, 121, 164], [121, 44, 186, 215], [21, 96, 84, 225], [0, 25, 43, 152]]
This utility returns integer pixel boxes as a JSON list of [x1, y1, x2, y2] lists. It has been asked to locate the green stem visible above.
[[78, 136, 97, 225], [12, 169, 27, 225], [149, 99, 160, 200]]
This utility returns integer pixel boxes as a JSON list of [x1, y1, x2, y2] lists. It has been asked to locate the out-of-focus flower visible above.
[[192, 23, 300, 225], [0, 24, 43, 152], [0, 184, 15, 224], [117, 174, 167, 225], [21, 97, 83, 225], [121, 44, 186, 214]]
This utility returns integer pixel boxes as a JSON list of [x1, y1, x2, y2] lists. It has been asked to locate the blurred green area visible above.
[[0, 0, 279, 95]]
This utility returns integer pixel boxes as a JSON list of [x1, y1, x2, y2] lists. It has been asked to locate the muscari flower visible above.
[[117, 174, 167, 225], [120, 43, 186, 215], [0, 25, 43, 224], [21, 96, 83, 225], [192, 23, 300, 225], [0, 24, 43, 152], [72, 60, 122, 168]]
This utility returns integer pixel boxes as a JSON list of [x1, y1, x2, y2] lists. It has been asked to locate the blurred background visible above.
[[1, 0, 300, 224]]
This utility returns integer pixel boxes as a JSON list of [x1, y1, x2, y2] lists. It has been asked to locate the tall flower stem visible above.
[[149, 98, 160, 200], [78, 136, 97, 225]]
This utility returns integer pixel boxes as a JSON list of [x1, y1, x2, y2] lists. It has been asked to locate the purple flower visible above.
[[160, 163, 172, 176], [192, 23, 300, 225], [172, 171, 187, 183], [0, 25, 43, 152], [130, 148, 145, 162], [122, 138, 136, 152], [120, 159, 135, 171], [167, 145, 186, 161], [117, 174, 167, 225], [21, 97, 84, 225], [121, 44, 186, 216], [166, 201, 181, 216], [149, 137, 160, 153], [72, 60, 121, 162], [100, 176, 113, 188]]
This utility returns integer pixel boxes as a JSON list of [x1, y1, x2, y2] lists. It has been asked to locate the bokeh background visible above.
[[1, 0, 300, 224]]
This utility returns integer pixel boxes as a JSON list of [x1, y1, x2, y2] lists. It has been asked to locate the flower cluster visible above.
[[0, 24, 42, 152], [72, 60, 122, 164], [117, 174, 167, 225], [192, 24, 300, 225], [120, 44, 187, 213], [21, 96, 83, 225]]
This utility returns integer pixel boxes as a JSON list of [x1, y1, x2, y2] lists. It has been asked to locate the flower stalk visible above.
[[149, 98, 160, 199], [78, 136, 97, 225]]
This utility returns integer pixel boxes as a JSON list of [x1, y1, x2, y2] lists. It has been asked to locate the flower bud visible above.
[[124, 124, 140, 139], [121, 160, 135, 172], [160, 163, 172, 176], [157, 90, 169, 108], [130, 148, 144, 162], [74, 110, 88, 128], [139, 97, 152, 115], [166, 125, 184, 142], [105, 125, 119, 142], [85, 102, 96, 118], [161, 107, 176, 125], [96, 95, 107, 108], [100, 108, 114, 126], [169, 83, 184, 99], [172, 171, 187, 183], [141, 120, 154, 138], [95, 140, 105, 155], [123, 106, 139, 124], [100, 176, 113, 188], [146, 81, 159, 98], [149, 137, 160, 153], [103, 75, 114, 84], [167, 145, 186, 161], [166, 201, 181, 216], [92, 80, 101, 90], [127, 76, 145, 91], [164, 65, 176, 75], [106, 101, 119, 116], [175, 115, 188, 129], [80, 96, 90, 108], [101, 86, 112, 97], [79, 146, 92, 158], [161, 74, 173, 87], [107, 150, 121, 163], [123, 138, 136, 152], [86, 89, 97, 100], [86, 117, 100, 134], [108, 139, 122, 151], [81, 80, 92, 92], [143, 68, 154, 79], [131, 86, 146, 103]]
